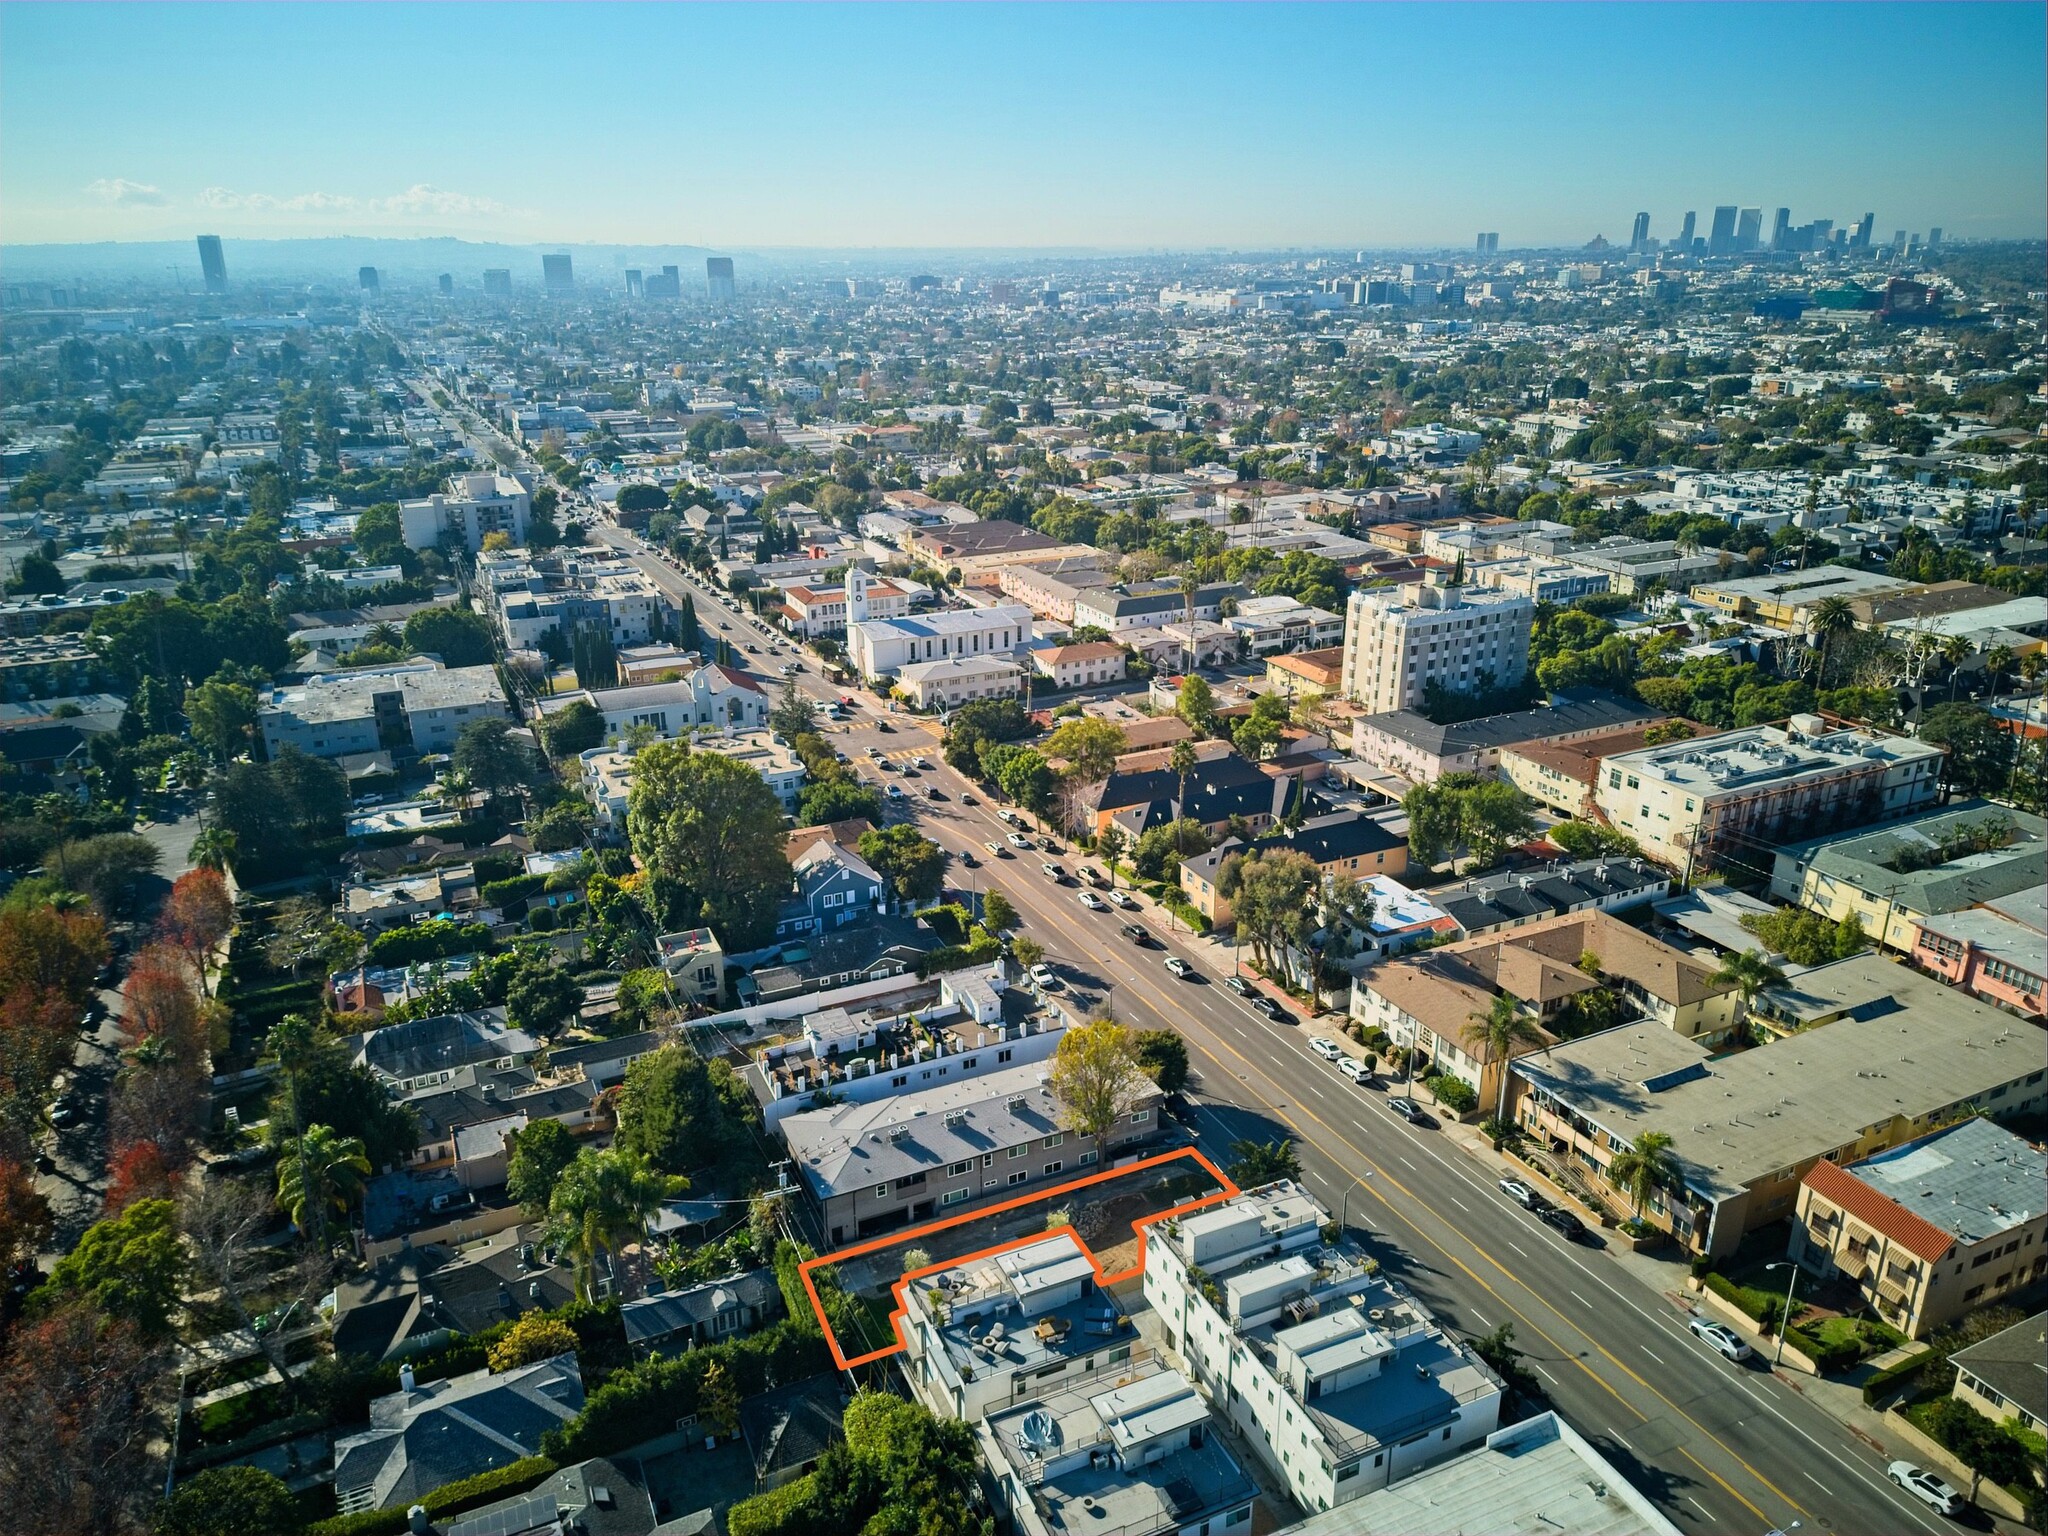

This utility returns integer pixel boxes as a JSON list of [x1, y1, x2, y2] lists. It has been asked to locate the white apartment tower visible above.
[[1339, 570, 1533, 713]]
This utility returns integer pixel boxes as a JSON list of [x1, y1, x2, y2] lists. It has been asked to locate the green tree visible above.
[[1709, 948, 1785, 1022], [506, 1118, 580, 1215], [547, 1146, 679, 1299], [987, 744, 1054, 825], [1010, 935, 1045, 973], [943, 696, 1030, 775], [1227, 1137, 1302, 1185], [183, 672, 260, 761], [1043, 717, 1125, 784], [1608, 1129, 1679, 1223], [275, 1124, 371, 1248], [539, 699, 608, 758], [1047, 1017, 1146, 1163], [155, 1466, 299, 1536], [857, 824, 946, 904], [769, 682, 817, 741], [616, 1042, 733, 1175], [1916, 702, 2015, 796], [1227, 847, 1317, 980], [504, 953, 582, 1036], [1175, 675, 1217, 735], [455, 717, 542, 805], [402, 606, 497, 668], [798, 776, 883, 827], [1807, 596, 1856, 686], [1462, 995, 1547, 1122], [33, 1198, 184, 1337], [1132, 1029, 1189, 1092], [1231, 693, 1291, 762], [629, 740, 792, 949], [1132, 818, 1210, 881], [1458, 779, 1536, 868], [981, 889, 1016, 932]]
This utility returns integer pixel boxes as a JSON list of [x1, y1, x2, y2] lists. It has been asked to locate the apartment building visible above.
[[1434, 856, 1671, 939], [1768, 801, 2045, 952], [1687, 566, 1918, 630], [1073, 580, 1239, 635], [902, 1230, 1145, 1423], [1144, 1183, 1503, 1513], [997, 559, 1109, 622], [1791, 1118, 2047, 1339], [1510, 962, 2048, 1258], [977, 1361, 1257, 1536], [258, 662, 509, 762], [1470, 557, 1611, 604], [1339, 572, 1533, 714], [1500, 721, 1699, 817], [1223, 594, 1345, 656], [1909, 903, 2047, 1019], [895, 655, 1025, 710], [475, 549, 667, 650], [1263, 647, 1345, 700], [1552, 537, 1724, 597], [1352, 691, 1658, 787], [1030, 641, 1127, 690], [653, 926, 725, 1006], [780, 1060, 1163, 1246], [1179, 810, 1409, 926], [848, 603, 1031, 681], [398, 471, 533, 552], [577, 747, 635, 836], [539, 666, 768, 741], [777, 573, 911, 639], [1595, 716, 1944, 874]]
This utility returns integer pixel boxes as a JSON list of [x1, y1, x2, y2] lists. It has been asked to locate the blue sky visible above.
[[5, 3, 2042, 249]]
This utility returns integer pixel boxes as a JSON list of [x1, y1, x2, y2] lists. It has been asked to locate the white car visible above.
[[1041, 862, 1068, 882], [1107, 889, 1138, 909], [1027, 964, 1059, 989], [1687, 1317, 1753, 1362], [1887, 1462, 1964, 1516], [1077, 891, 1107, 911], [1164, 957, 1193, 979], [1336, 1057, 1373, 1085], [1497, 1178, 1542, 1210], [1007, 832, 1034, 849], [997, 808, 1018, 824], [1309, 1037, 1344, 1062]]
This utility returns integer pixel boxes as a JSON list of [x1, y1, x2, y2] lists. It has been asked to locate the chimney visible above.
[[400, 1363, 417, 1394], [407, 1506, 430, 1535]]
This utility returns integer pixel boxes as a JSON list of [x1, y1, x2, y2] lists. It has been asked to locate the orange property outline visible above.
[[800, 1146, 1242, 1370]]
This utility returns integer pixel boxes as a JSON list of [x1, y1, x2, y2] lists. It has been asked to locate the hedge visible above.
[[726, 1472, 820, 1536], [482, 874, 548, 910], [917, 934, 1002, 978], [305, 1456, 558, 1536], [1861, 1345, 1935, 1407], [541, 1320, 829, 1463], [1423, 1074, 1478, 1114], [366, 922, 495, 968], [1784, 1325, 1861, 1374], [1702, 1272, 1802, 1330]]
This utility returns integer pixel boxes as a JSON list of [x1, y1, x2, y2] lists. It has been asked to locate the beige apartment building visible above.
[[1338, 570, 1533, 714]]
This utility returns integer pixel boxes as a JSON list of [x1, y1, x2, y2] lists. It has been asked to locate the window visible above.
[[874, 1185, 889, 1199], [942, 1188, 969, 1207], [1079, 1150, 1098, 1166], [1043, 1161, 1062, 1177], [1008, 1145, 1028, 1159], [1008, 1170, 1029, 1187], [946, 1160, 972, 1177], [1041, 1134, 1064, 1150], [1129, 1109, 1151, 1123]]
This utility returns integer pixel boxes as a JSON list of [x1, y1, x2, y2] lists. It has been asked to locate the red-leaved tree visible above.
[[104, 1139, 172, 1216], [159, 868, 234, 985]]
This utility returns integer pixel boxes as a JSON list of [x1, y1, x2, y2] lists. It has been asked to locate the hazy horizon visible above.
[[5, 3, 2042, 252]]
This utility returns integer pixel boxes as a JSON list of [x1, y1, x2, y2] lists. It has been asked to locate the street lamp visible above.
[[1765, 1261, 1803, 1365], [1333, 1170, 1373, 1237]]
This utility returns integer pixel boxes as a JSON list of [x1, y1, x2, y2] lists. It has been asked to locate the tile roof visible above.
[[1803, 1158, 1958, 1264]]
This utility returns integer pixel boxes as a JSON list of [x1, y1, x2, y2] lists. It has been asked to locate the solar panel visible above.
[[445, 1493, 559, 1536]]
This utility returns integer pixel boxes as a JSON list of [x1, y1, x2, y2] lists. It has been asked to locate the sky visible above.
[[4, 2, 2043, 252]]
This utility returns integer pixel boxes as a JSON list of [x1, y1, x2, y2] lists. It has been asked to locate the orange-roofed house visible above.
[[1789, 1118, 2048, 1339]]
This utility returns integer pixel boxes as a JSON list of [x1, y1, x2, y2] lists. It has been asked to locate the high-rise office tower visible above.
[[1629, 212, 1650, 253], [1735, 208, 1763, 251], [542, 253, 574, 291], [196, 235, 227, 294], [1707, 206, 1739, 255], [1926, 227, 1941, 249], [1475, 232, 1498, 255], [1891, 230, 1907, 253], [624, 269, 643, 298], [1770, 209, 1791, 250], [1852, 213, 1875, 250], [706, 256, 736, 302], [359, 266, 380, 292], [438, 273, 454, 297], [483, 268, 513, 295], [643, 265, 680, 298], [1677, 211, 1697, 253]]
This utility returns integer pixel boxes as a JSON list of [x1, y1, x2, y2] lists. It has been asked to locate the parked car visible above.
[[1309, 1037, 1344, 1062], [1687, 1317, 1753, 1363], [1225, 975, 1255, 997], [1336, 1058, 1372, 1085], [1107, 889, 1137, 909], [1498, 1178, 1544, 1211], [1886, 1462, 1964, 1516], [1077, 891, 1108, 911], [1164, 957, 1193, 979], [1388, 1098, 1431, 1126], [1028, 964, 1059, 989], [1539, 1206, 1591, 1242], [1250, 995, 1285, 1020], [1008, 832, 1034, 849], [1121, 923, 1153, 947]]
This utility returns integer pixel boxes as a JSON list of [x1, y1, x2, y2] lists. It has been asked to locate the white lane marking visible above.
[[1469, 1309, 1490, 1329], [1447, 1194, 1470, 1212], [1570, 1291, 1593, 1308], [1642, 1345, 1665, 1365], [1808, 1473, 1836, 1496], [1687, 1496, 1717, 1522], [1398, 1155, 1419, 1171], [1507, 1240, 1529, 1257]]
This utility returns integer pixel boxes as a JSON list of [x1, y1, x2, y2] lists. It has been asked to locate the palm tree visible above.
[[1178, 574, 1201, 678], [1168, 739, 1197, 838], [192, 826, 238, 874], [1096, 825, 1126, 888], [276, 1124, 372, 1248], [1710, 948, 1785, 1027], [1607, 1130, 1678, 1225], [1462, 994, 1547, 1124], [1808, 596, 1855, 688], [1942, 635, 1973, 701], [1982, 645, 2015, 705], [546, 1148, 679, 1300]]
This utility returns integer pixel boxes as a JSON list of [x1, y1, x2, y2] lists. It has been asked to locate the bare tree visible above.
[[181, 1177, 323, 1395]]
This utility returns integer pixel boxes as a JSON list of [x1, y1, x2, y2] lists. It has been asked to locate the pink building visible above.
[[1909, 908, 2046, 1019]]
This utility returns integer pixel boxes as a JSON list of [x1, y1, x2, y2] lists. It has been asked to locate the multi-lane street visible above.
[[530, 504, 1973, 1536]]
